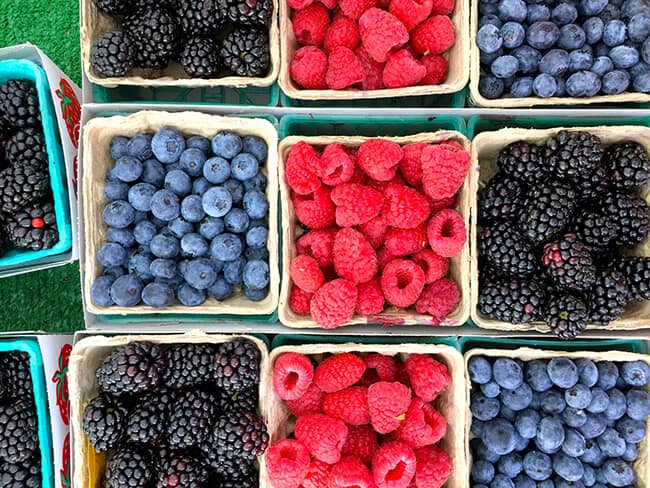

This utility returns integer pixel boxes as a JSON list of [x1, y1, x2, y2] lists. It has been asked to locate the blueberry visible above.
[[562, 427, 586, 457], [626, 388, 650, 420], [203, 157, 231, 184], [581, 439, 604, 464], [473, 419, 487, 436], [621, 0, 650, 19], [210, 258, 225, 274], [528, 4, 551, 23], [523, 451, 552, 481], [525, 360, 553, 392], [536, 416, 565, 452], [502, 383, 533, 411], [207, 276, 234, 300], [167, 217, 193, 239], [126, 134, 153, 161], [629, 12, 650, 42], [563, 407, 588, 428], [533, 73, 558, 97], [244, 285, 268, 301], [482, 48, 504, 66], [223, 257, 246, 285], [106, 227, 135, 248], [150, 234, 180, 259], [243, 259, 270, 290], [621, 360, 650, 386], [473, 459, 496, 484], [622, 441, 638, 463], [513, 474, 535, 488], [150, 258, 177, 279], [211, 131, 242, 159], [598, 427, 627, 457], [242, 135, 267, 162], [186, 135, 211, 153], [498, 0, 527, 21], [566, 70, 602, 96], [493, 358, 523, 389], [578, 413, 608, 439], [569, 48, 593, 71], [142, 158, 165, 186], [541, 390, 566, 414], [110, 136, 129, 161], [103, 200, 136, 228], [128, 251, 153, 282], [202, 186, 232, 218], [150, 190, 181, 221], [482, 419, 517, 455], [243, 190, 268, 219], [500, 22, 526, 48], [243, 174, 268, 194], [602, 69, 630, 93], [223, 178, 245, 204], [552, 2, 578, 24], [97, 242, 127, 267], [491, 55, 520, 78], [482, 380, 502, 398], [223, 208, 249, 234], [583, 465, 597, 486], [141, 282, 174, 308], [610, 45, 639, 68], [498, 453, 523, 478], [110, 273, 144, 306], [591, 55, 614, 76], [481, 2, 499, 15], [231, 153, 260, 181], [634, 70, 650, 92], [176, 148, 205, 178], [127, 182, 157, 212], [553, 452, 584, 482], [469, 356, 493, 384], [192, 177, 211, 196], [103, 266, 126, 279], [176, 283, 206, 306], [472, 392, 501, 420], [104, 181, 130, 202], [246, 247, 269, 261], [554, 478, 585, 488], [540, 49, 571, 76], [603, 20, 628, 46], [602, 458, 635, 487], [478, 24, 504, 53], [631, 59, 650, 77], [583, 17, 605, 43], [181, 195, 205, 223], [605, 388, 627, 421], [479, 75, 505, 99], [164, 170, 192, 197], [554, 77, 567, 96], [199, 216, 225, 240], [181, 233, 209, 258], [472, 438, 502, 463], [564, 384, 592, 409], [500, 404, 517, 422], [597, 361, 619, 389], [183, 258, 217, 289], [480, 14, 503, 28], [152, 128, 185, 164], [246, 226, 268, 249], [210, 233, 243, 261], [593, 42, 611, 57], [527, 22, 561, 49], [600, 3, 621, 21], [580, 0, 608, 15], [91, 275, 115, 306], [514, 409, 539, 439]]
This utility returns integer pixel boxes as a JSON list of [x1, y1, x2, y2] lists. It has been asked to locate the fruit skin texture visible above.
[[333, 228, 378, 284], [357, 139, 404, 182], [477, 278, 546, 324], [326, 47, 365, 89], [331, 183, 384, 227], [544, 294, 589, 340], [358, 8, 410, 63], [290, 255, 325, 293], [302, 458, 332, 488], [286, 142, 321, 195], [414, 445, 452, 488], [285, 382, 325, 417], [415, 278, 460, 322], [380, 259, 426, 307], [421, 143, 471, 199], [411, 15, 456, 55], [341, 424, 380, 465], [382, 50, 427, 88], [96, 342, 163, 396], [367, 381, 412, 433], [314, 353, 367, 392], [294, 413, 349, 463], [266, 439, 311, 488], [395, 398, 446, 447], [372, 441, 417, 488], [356, 279, 385, 316], [82, 394, 128, 452], [427, 208, 466, 257], [329, 456, 375, 488], [273, 352, 314, 401], [292, 3, 330, 47], [541, 234, 596, 292], [291, 46, 328, 89], [323, 386, 370, 425], [310, 279, 358, 328], [405, 353, 450, 401], [382, 184, 430, 229]]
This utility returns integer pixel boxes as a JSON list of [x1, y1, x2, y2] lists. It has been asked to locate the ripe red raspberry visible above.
[[355, 46, 385, 90], [292, 3, 330, 47], [326, 47, 365, 89], [274, 352, 314, 401], [290, 284, 314, 315], [297, 228, 337, 267], [428, 195, 456, 214], [295, 413, 349, 463], [302, 458, 331, 488], [383, 184, 430, 229], [359, 8, 409, 63], [414, 445, 452, 488], [385, 225, 428, 256], [372, 441, 417, 488], [266, 439, 311, 488], [383, 49, 427, 88], [331, 183, 384, 227], [367, 173, 406, 193], [415, 278, 460, 323], [330, 457, 374, 488], [427, 208, 466, 257], [291, 46, 328, 89], [290, 255, 325, 293], [286, 142, 321, 195], [420, 143, 470, 199], [357, 139, 404, 182], [356, 278, 385, 316], [412, 249, 448, 284], [342, 424, 379, 465], [405, 354, 450, 401], [293, 187, 336, 229], [323, 386, 370, 425], [411, 15, 455, 55], [310, 279, 358, 328], [333, 228, 378, 284], [359, 215, 389, 249], [314, 352, 366, 392], [389, 0, 433, 31], [381, 259, 425, 307], [430, 0, 454, 14], [365, 353, 398, 382], [367, 381, 411, 434], [395, 398, 447, 448], [395, 361, 411, 386], [325, 15, 360, 52], [399, 142, 426, 187], [339, 0, 377, 19], [377, 246, 396, 270], [289, 0, 315, 9], [319, 143, 355, 186], [420, 53, 448, 85], [285, 382, 325, 416]]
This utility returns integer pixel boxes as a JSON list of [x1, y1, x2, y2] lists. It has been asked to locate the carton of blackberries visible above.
[[81, 111, 279, 316]]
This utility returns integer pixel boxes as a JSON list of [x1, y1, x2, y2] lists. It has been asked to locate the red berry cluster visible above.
[[267, 351, 454, 488], [288, 0, 456, 90], [285, 138, 470, 328]]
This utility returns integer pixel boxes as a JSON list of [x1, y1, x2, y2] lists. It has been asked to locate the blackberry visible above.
[[5, 127, 48, 168], [1, 351, 33, 400], [213, 339, 260, 393], [226, 0, 273, 26], [162, 343, 216, 389], [83, 394, 128, 452], [4, 202, 58, 251], [217, 387, 258, 413], [156, 455, 209, 488], [200, 444, 254, 479], [90, 31, 133, 78], [478, 173, 525, 224], [603, 141, 650, 189], [544, 294, 589, 340], [573, 211, 619, 250], [478, 278, 547, 324], [496, 141, 547, 182], [125, 389, 174, 445], [0, 166, 50, 215], [587, 270, 630, 326], [220, 27, 271, 78], [104, 446, 154, 488], [0, 457, 41, 488], [175, 0, 226, 34], [0, 400, 38, 463], [0, 369, 9, 402], [613, 257, 650, 301], [602, 192, 650, 247], [0, 80, 41, 130], [210, 411, 269, 461], [180, 38, 220, 79], [123, 7, 179, 69], [94, 0, 134, 16], [575, 163, 611, 203], [544, 130, 604, 182], [96, 342, 164, 396], [166, 389, 217, 449], [542, 234, 596, 292], [479, 222, 538, 277], [516, 183, 577, 245], [220, 473, 258, 488]]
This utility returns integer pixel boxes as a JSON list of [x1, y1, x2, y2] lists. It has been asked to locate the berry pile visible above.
[[285, 138, 470, 328], [267, 350, 453, 488], [89, 0, 272, 80], [82, 339, 268, 487], [468, 355, 650, 488], [0, 79, 58, 254], [0, 350, 41, 487], [476, 0, 650, 100], [478, 130, 650, 339], [90, 129, 271, 309], [289, 0, 457, 90]]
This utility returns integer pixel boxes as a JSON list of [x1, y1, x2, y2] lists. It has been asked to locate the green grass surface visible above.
[[0, 1, 84, 332]]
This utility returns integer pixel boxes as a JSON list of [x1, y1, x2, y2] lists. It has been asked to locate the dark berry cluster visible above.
[[478, 130, 650, 339], [90, 128, 271, 309], [82, 340, 268, 488]]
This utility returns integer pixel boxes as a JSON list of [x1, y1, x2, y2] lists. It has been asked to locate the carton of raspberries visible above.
[[74, 336, 269, 488], [473, 127, 650, 339], [467, 351, 650, 488], [279, 134, 472, 329], [264, 345, 464, 488]]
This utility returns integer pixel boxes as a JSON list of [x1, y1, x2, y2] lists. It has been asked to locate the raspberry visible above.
[[420, 143, 470, 200], [302, 459, 332, 488], [381, 259, 425, 307], [314, 352, 366, 392], [339, 0, 377, 19], [342, 424, 379, 465], [414, 445, 452, 488], [389, 0, 433, 31], [326, 47, 365, 89], [411, 249, 447, 283], [291, 46, 328, 89], [430, 0, 454, 15], [290, 284, 314, 315], [274, 352, 314, 401], [399, 143, 427, 186], [331, 183, 384, 227], [310, 279, 358, 328], [289, 0, 316, 8], [325, 15, 360, 52], [323, 386, 370, 425], [367, 381, 411, 433], [295, 413, 349, 463], [429, 195, 456, 214], [330, 456, 374, 488], [427, 208, 466, 257], [368, 173, 407, 193], [357, 139, 404, 182], [290, 255, 325, 293], [292, 3, 330, 46], [293, 187, 336, 229], [359, 215, 389, 249], [319, 143, 355, 186], [377, 246, 396, 270], [356, 279, 385, 316], [404, 354, 450, 401], [372, 441, 417, 488], [420, 54, 448, 85], [395, 362, 411, 386], [266, 439, 311, 488], [359, 8, 409, 63], [333, 228, 378, 284], [365, 353, 398, 381], [320, 0, 337, 7], [297, 228, 337, 267], [286, 142, 321, 195], [383, 49, 427, 88], [395, 398, 446, 448], [383, 184, 430, 229], [285, 382, 325, 416], [415, 278, 460, 322], [411, 16, 455, 55], [355, 46, 385, 90], [385, 225, 428, 256]]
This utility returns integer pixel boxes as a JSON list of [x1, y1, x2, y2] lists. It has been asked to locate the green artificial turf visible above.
[[0, 1, 84, 332]]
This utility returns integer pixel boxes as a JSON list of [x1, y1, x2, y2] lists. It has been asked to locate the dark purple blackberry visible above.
[[495, 141, 547, 183], [220, 27, 271, 78], [0, 400, 38, 463], [0, 80, 41, 130], [612, 257, 650, 301], [200, 444, 254, 480], [156, 455, 209, 488], [217, 387, 258, 414], [602, 192, 650, 248], [587, 270, 630, 326], [478, 278, 547, 324], [1, 351, 33, 400], [542, 234, 596, 292], [213, 339, 260, 393], [0, 369, 9, 402], [603, 141, 650, 189], [175, 0, 226, 34], [226, 0, 273, 26], [162, 343, 216, 389], [83, 394, 128, 452], [90, 31, 133, 78], [0, 166, 50, 215], [479, 222, 538, 277], [166, 389, 217, 449], [478, 173, 525, 224], [576, 163, 611, 204], [125, 389, 174, 445], [220, 473, 258, 488], [210, 411, 269, 461], [5, 127, 48, 168], [544, 130, 604, 182], [516, 182, 577, 245], [4, 202, 58, 251], [179, 38, 220, 79], [94, 0, 134, 16], [123, 7, 179, 69], [104, 446, 154, 488], [573, 211, 619, 250], [544, 294, 589, 340], [0, 457, 41, 488], [96, 342, 164, 396]]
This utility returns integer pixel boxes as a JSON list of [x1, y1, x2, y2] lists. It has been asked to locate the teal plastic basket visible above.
[[272, 334, 461, 350], [0, 59, 72, 268], [0, 338, 54, 488]]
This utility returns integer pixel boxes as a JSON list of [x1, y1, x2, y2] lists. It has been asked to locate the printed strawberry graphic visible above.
[[55, 79, 81, 149], [52, 343, 72, 425], [61, 433, 71, 488]]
